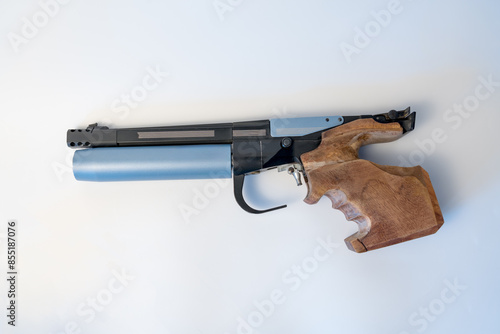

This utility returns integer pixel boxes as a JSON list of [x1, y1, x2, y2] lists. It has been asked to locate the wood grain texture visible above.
[[300, 118, 444, 253]]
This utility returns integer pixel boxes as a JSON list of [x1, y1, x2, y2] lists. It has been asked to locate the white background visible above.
[[1, 1, 499, 333]]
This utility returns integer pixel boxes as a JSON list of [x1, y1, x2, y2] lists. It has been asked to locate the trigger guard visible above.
[[233, 174, 287, 214]]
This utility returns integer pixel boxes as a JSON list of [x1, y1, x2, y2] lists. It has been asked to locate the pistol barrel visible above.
[[73, 145, 232, 181]]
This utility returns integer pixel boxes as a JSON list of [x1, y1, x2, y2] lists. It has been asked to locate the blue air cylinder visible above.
[[72, 145, 232, 181]]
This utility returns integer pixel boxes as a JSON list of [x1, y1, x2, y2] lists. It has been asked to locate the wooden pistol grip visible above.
[[300, 118, 444, 253]]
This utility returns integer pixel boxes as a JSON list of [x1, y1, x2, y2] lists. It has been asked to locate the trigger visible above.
[[278, 163, 304, 186], [233, 174, 287, 214], [287, 166, 303, 186]]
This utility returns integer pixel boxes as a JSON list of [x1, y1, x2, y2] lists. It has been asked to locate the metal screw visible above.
[[281, 137, 292, 148]]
